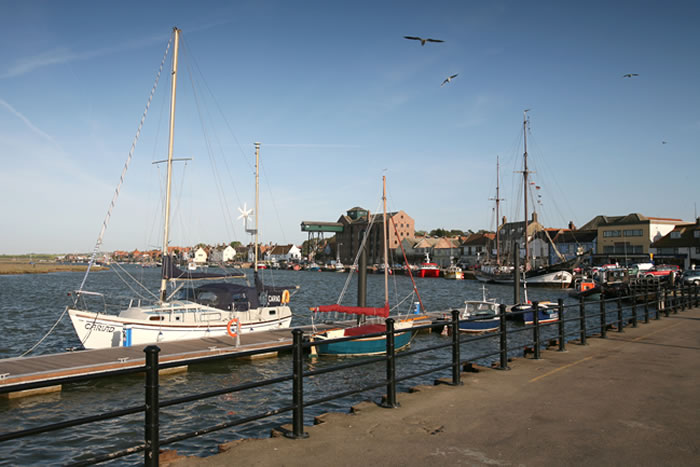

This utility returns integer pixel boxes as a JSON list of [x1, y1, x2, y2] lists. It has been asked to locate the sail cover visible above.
[[310, 303, 390, 318], [162, 255, 245, 280]]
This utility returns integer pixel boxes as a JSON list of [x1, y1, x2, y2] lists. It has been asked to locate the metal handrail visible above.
[[2, 282, 696, 466]]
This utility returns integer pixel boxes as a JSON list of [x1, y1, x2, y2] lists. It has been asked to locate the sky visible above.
[[0, 0, 698, 254]]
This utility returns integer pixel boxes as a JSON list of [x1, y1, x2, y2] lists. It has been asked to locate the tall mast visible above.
[[159, 27, 180, 302], [522, 109, 530, 272], [254, 142, 260, 273], [490, 155, 504, 265], [382, 176, 389, 306]]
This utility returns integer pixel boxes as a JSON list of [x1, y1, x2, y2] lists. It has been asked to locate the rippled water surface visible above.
[[1, 267, 614, 465]]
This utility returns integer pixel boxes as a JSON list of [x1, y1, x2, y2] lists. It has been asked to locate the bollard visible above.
[[532, 302, 541, 360], [579, 296, 587, 345], [144, 345, 160, 467], [695, 284, 699, 308], [600, 297, 607, 338], [655, 285, 662, 320], [558, 299, 566, 351], [616, 298, 624, 332], [631, 292, 638, 327], [450, 309, 462, 385], [382, 318, 399, 407], [286, 329, 308, 439], [498, 305, 510, 370]]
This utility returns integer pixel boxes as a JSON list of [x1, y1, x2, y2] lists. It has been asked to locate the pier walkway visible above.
[[169, 307, 700, 467]]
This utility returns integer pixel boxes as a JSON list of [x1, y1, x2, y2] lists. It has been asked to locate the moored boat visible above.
[[310, 177, 417, 356], [416, 253, 441, 278], [459, 287, 500, 332], [443, 260, 464, 280], [67, 29, 295, 349]]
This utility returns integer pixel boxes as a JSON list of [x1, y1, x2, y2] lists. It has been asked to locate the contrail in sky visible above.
[[0, 98, 61, 148]]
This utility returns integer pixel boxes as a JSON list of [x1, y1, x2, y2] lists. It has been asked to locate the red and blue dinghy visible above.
[[310, 303, 414, 356]]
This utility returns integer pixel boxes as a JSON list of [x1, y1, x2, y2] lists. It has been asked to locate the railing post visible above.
[[498, 305, 510, 369], [643, 282, 650, 324], [631, 291, 638, 328], [664, 289, 670, 317], [655, 285, 661, 320], [616, 297, 624, 332], [557, 299, 566, 351], [144, 345, 160, 467], [600, 297, 607, 338], [532, 301, 540, 359], [695, 284, 699, 308], [450, 309, 462, 385], [681, 285, 686, 311], [672, 287, 678, 314], [578, 296, 587, 345], [286, 329, 308, 439], [382, 318, 399, 407]]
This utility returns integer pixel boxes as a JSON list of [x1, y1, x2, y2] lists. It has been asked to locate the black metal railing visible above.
[[1, 283, 697, 465]]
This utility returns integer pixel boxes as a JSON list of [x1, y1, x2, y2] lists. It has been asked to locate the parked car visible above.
[[643, 264, 680, 278], [681, 269, 700, 285]]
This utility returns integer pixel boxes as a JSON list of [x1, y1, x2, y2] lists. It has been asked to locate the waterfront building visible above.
[[650, 218, 700, 269], [265, 244, 302, 263], [496, 213, 545, 266], [458, 233, 495, 266], [193, 247, 208, 264], [548, 228, 597, 266], [580, 213, 682, 265], [334, 207, 415, 265]]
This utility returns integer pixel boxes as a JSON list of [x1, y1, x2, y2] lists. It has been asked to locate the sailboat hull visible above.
[[315, 321, 413, 356], [68, 305, 292, 349]]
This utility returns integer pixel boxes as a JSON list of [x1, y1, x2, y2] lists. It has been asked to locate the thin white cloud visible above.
[[2, 33, 168, 79], [262, 143, 361, 149], [0, 98, 61, 148]]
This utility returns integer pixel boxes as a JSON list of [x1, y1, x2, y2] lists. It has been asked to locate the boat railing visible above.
[[2, 282, 697, 465]]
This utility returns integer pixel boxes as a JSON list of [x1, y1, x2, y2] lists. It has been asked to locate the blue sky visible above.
[[1, 0, 698, 254]]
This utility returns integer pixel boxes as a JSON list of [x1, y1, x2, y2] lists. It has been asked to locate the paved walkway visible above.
[[166, 307, 700, 466]]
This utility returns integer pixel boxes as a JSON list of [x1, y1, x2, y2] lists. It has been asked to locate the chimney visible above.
[[568, 221, 576, 230]]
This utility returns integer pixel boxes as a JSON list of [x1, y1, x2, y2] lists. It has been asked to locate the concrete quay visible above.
[[167, 307, 700, 467]]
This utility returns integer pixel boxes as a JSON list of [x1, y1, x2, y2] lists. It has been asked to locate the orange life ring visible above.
[[226, 318, 240, 338], [281, 289, 290, 304]]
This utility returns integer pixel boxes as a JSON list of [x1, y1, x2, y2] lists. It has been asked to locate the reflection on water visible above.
[[1, 267, 592, 464]]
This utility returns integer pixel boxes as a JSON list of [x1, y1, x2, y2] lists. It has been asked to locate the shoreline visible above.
[[0, 262, 109, 275]]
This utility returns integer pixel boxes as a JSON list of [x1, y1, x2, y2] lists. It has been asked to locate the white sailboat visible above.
[[68, 28, 293, 349]]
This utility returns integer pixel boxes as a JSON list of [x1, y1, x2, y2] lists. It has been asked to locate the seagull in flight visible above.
[[403, 36, 444, 46], [662, 141, 668, 144], [441, 73, 458, 87], [623, 73, 639, 78]]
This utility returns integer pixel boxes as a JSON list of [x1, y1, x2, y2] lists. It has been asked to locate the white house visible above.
[[223, 245, 236, 262], [193, 247, 208, 264], [265, 244, 302, 262]]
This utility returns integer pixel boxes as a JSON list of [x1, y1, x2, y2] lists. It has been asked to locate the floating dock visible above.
[[0, 315, 438, 397]]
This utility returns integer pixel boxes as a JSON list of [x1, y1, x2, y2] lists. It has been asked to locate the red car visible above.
[[644, 264, 680, 278]]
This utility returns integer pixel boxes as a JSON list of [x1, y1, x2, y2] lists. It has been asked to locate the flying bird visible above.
[[441, 73, 458, 87], [403, 36, 444, 46], [623, 73, 639, 78], [662, 141, 668, 144]]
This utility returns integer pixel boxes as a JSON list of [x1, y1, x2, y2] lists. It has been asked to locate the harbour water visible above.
[[0, 266, 583, 465]]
